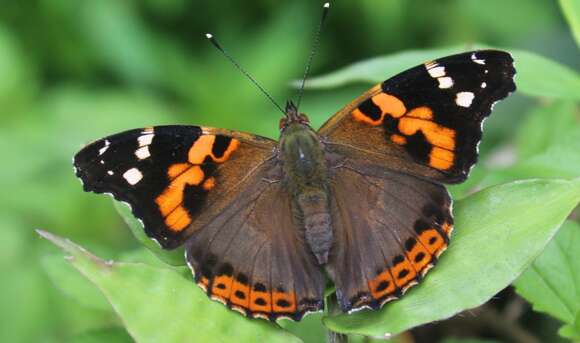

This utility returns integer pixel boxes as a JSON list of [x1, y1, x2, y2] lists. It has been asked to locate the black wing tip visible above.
[[73, 171, 181, 250]]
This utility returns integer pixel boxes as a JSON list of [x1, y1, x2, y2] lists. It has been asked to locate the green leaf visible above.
[[503, 128, 580, 180], [510, 49, 580, 100], [559, 0, 580, 46], [0, 25, 37, 114], [514, 220, 580, 340], [37, 230, 302, 343], [515, 101, 577, 160], [41, 255, 111, 311], [80, 0, 161, 85], [559, 315, 580, 340], [113, 201, 185, 266], [303, 46, 580, 101], [71, 328, 133, 343], [323, 178, 580, 337]]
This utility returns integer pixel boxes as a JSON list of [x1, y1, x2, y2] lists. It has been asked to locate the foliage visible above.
[[514, 221, 580, 340]]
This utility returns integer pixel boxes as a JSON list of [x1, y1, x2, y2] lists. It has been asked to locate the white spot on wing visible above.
[[98, 140, 110, 155], [138, 134, 154, 147], [471, 52, 485, 65], [135, 146, 151, 159], [427, 66, 446, 78], [481, 82, 487, 88], [123, 168, 143, 185], [107, 170, 114, 175], [438, 77, 454, 89], [455, 92, 475, 107]]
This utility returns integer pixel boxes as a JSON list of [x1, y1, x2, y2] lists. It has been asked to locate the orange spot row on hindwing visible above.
[[390, 255, 417, 289], [404, 237, 432, 275], [207, 274, 298, 318], [369, 269, 396, 300], [368, 223, 453, 302], [417, 227, 448, 256]]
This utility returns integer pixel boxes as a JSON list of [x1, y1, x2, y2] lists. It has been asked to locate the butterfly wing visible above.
[[74, 125, 325, 320], [319, 50, 516, 183], [325, 159, 453, 312], [185, 177, 325, 321], [73, 125, 276, 248]]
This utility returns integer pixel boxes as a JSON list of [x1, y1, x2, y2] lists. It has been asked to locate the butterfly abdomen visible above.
[[297, 190, 332, 264], [280, 123, 333, 265]]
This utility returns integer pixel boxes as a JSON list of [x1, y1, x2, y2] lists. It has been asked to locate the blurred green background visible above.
[[0, 0, 577, 342]]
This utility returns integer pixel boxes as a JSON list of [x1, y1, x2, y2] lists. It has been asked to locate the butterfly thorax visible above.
[[279, 121, 333, 265]]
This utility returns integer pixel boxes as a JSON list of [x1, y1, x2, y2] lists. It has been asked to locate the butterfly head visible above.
[[280, 100, 310, 131]]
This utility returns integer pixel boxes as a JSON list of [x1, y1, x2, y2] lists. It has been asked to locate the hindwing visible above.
[[326, 156, 453, 312]]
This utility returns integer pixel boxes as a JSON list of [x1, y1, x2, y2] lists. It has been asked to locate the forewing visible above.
[[326, 158, 453, 312], [319, 50, 516, 183], [73, 125, 276, 249], [185, 178, 325, 321]]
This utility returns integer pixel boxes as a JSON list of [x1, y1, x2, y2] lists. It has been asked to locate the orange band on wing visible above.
[[212, 139, 240, 163], [168, 163, 191, 178], [429, 147, 455, 170], [372, 93, 407, 118], [155, 165, 205, 232], [390, 134, 407, 145], [155, 134, 240, 232], [188, 135, 216, 164], [352, 93, 407, 126], [188, 135, 240, 164], [352, 108, 380, 125], [398, 117, 456, 151], [202, 177, 216, 191], [351, 93, 458, 171], [406, 106, 433, 120]]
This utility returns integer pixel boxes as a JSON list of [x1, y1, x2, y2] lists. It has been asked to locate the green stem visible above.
[[326, 293, 348, 343]]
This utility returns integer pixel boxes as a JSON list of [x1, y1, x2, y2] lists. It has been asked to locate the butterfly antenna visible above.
[[295, 2, 330, 110], [205, 33, 285, 115]]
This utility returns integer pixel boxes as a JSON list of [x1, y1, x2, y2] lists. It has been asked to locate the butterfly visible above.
[[73, 49, 516, 321]]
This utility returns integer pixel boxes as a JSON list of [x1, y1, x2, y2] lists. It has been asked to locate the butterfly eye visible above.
[[279, 117, 288, 130]]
